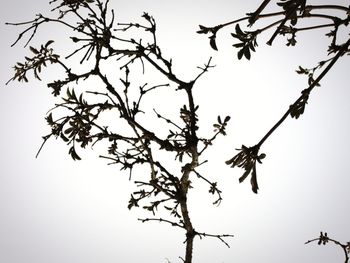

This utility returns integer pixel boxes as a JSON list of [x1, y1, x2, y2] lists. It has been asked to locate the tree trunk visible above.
[[180, 198, 195, 263], [185, 232, 194, 263]]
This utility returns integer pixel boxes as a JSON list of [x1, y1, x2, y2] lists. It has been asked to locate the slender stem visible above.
[[141, 51, 184, 86], [267, 4, 299, 45], [307, 5, 350, 12], [257, 37, 350, 147], [248, 0, 272, 25], [204, 4, 349, 41], [216, 11, 285, 30], [295, 23, 334, 32], [306, 236, 349, 263]]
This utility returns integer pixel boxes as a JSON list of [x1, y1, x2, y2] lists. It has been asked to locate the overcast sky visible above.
[[1, 1, 350, 263]]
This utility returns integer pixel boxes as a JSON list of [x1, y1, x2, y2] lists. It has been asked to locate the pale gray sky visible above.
[[1, 1, 350, 263]]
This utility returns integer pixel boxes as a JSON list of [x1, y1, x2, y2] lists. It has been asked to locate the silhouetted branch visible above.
[[226, 36, 350, 193], [192, 169, 222, 206], [306, 232, 350, 263], [248, 0, 272, 26], [199, 115, 230, 155], [258, 37, 350, 146], [199, 3, 350, 54], [203, 1, 350, 193], [193, 57, 215, 83], [11, 1, 349, 262], [195, 230, 234, 248], [138, 217, 185, 229]]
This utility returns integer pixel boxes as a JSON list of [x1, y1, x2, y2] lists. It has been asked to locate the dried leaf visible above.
[[209, 34, 218, 51]]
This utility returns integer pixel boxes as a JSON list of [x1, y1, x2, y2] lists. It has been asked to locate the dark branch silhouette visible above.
[[6, 1, 232, 262], [198, 1, 350, 194], [6, 0, 349, 262], [306, 232, 350, 263]]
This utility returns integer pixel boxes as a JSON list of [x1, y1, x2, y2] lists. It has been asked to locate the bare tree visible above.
[[7, 1, 232, 262], [6, 0, 350, 262]]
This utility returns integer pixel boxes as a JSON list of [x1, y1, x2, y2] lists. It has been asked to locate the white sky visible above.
[[1, 1, 350, 262]]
